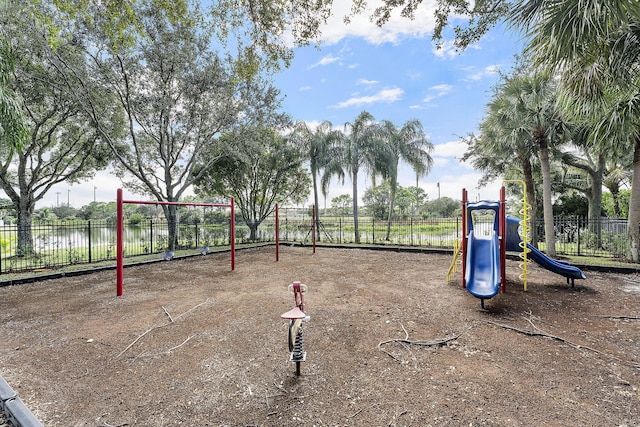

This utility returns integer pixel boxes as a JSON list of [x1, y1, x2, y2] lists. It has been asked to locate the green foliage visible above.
[[553, 192, 588, 217], [0, 35, 29, 150], [602, 190, 630, 219], [51, 205, 81, 220], [330, 194, 352, 216], [194, 126, 310, 240], [423, 196, 460, 218], [127, 213, 145, 226], [363, 183, 391, 220], [178, 208, 202, 226], [348, 0, 511, 51]]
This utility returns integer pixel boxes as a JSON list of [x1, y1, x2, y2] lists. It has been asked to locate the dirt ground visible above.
[[0, 246, 639, 427]]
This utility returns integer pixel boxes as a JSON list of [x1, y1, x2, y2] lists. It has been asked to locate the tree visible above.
[[348, 0, 513, 50], [557, 135, 607, 246], [424, 196, 459, 218], [377, 119, 433, 240], [79, 202, 110, 220], [462, 74, 542, 247], [0, 8, 115, 255], [394, 187, 415, 219], [0, 35, 29, 150], [406, 186, 428, 217], [323, 111, 381, 244], [511, 0, 640, 260], [362, 182, 391, 220], [331, 194, 352, 217], [603, 190, 630, 219], [48, 2, 286, 251], [291, 120, 341, 241], [502, 73, 567, 257], [603, 163, 632, 218], [194, 127, 310, 241], [25, 0, 334, 71], [553, 192, 588, 217]]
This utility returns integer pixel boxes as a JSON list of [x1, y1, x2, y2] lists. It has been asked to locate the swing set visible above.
[[115, 189, 235, 296]]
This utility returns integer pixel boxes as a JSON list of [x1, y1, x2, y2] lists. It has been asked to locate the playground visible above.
[[0, 245, 639, 426]]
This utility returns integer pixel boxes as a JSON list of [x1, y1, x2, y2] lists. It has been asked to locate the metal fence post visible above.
[[410, 217, 414, 246], [577, 216, 581, 256], [372, 217, 375, 243], [150, 220, 154, 254], [87, 220, 92, 263]]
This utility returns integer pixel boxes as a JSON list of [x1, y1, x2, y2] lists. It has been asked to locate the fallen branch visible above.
[[174, 298, 210, 321], [378, 322, 470, 362], [162, 306, 174, 323], [484, 318, 640, 369], [115, 299, 209, 359], [115, 325, 161, 359], [141, 335, 195, 357], [593, 315, 640, 320], [347, 409, 362, 419]]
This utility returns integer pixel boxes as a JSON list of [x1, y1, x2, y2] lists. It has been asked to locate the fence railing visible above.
[[0, 214, 635, 274]]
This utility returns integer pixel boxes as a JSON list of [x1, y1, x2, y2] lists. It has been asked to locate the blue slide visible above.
[[524, 243, 586, 280], [505, 216, 585, 282], [465, 231, 501, 300]]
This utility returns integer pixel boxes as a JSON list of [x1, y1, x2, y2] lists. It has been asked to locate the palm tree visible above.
[[510, 0, 640, 260], [557, 124, 609, 245], [463, 73, 562, 250], [323, 111, 380, 244], [502, 73, 566, 257], [603, 162, 632, 218], [377, 119, 433, 241], [291, 120, 341, 242]]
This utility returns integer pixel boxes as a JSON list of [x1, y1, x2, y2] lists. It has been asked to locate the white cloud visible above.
[[434, 140, 467, 158], [308, 54, 341, 69], [299, 86, 312, 91], [432, 40, 459, 59], [316, 0, 438, 45], [431, 83, 454, 93], [465, 64, 501, 81], [332, 87, 404, 108], [356, 78, 379, 86], [422, 83, 454, 103]]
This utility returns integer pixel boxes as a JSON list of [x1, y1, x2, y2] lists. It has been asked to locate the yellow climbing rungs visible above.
[[446, 238, 462, 284]]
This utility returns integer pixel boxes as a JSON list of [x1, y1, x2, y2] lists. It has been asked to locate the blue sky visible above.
[[273, 5, 525, 207], [38, 2, 525, 209]]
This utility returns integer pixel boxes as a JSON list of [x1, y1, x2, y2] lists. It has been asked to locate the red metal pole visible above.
[[500, 186, 507, 293], [312, 205, 316, 254], [116, 189, 124, 296], [275, 203, 279, 262], [230, 197, 235, 271], [461, 188, 468, 289]]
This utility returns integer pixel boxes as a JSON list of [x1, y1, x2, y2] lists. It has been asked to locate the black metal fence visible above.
[[0, 213, 635, 274]]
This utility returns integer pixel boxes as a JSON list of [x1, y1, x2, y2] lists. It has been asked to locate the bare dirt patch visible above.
[[0, 246, 638, 426]]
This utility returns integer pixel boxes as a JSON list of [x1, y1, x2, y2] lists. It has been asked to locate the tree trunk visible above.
[[627, 137, 640, 262], [248, 223, 259, 241], [352, 170, 360, 244], [538, 139, 556, 257], [522, 157, 539, 247], [312, 171, 321, 242], [385, 181, 396, 241], [163, 204, 178, 251], [587, 154, 604, 248], [16, 199, 35, 257], [611, 186, 622, 218]]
